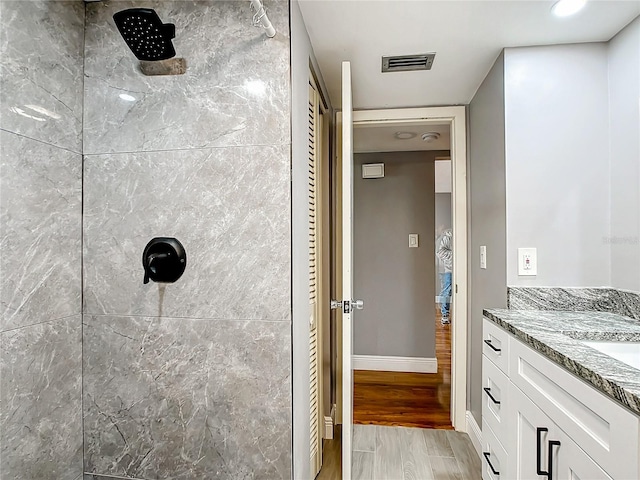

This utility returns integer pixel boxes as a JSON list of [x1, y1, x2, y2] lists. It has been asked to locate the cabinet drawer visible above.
[[510, 338, 640, 480], [482, 354, 510, 447], [483, 318, 510, 375], [481, 420, 509, 480]]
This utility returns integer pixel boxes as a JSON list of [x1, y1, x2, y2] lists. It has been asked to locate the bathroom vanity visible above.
[[481, 309, 640, 480]]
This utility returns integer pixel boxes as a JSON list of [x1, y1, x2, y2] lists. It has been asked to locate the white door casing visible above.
[[349, 106, 468, 431], [340, 60, 354, 480]]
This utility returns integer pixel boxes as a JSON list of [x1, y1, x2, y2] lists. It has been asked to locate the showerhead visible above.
[[113, 8, 176, 61]]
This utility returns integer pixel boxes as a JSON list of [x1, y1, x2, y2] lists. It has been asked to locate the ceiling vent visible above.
[[382, 53, 435, 73]]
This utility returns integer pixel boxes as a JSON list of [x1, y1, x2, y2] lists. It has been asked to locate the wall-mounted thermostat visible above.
[[362, 163, 384, 179]]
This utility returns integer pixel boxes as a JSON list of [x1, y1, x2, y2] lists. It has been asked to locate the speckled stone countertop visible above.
[[483, 309, 640, 416]]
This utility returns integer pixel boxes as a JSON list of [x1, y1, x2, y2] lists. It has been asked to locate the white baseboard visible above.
[[323, 416, 334, 440], [465, 410, 482, 458], [352, 355, 438, 373]]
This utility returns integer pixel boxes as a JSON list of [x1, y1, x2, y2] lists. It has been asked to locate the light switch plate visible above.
[[409, 234, 419, 248], [480, 246, 487, 269], [518, 247, 537, 276]]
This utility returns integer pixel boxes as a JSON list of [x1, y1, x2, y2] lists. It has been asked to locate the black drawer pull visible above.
[[483, 387, 501, 405], [548, 440, 561, 479], [483, 452, 500, 476], [484, 339, 501, 352], [536, 427, 548, 476]]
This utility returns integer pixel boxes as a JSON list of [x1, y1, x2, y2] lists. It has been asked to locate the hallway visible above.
[[353, 310, 452, 428]]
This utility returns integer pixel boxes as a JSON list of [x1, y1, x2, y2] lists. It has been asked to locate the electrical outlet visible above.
[[518, 248, 537, 276], [480, 246, 487, 269]]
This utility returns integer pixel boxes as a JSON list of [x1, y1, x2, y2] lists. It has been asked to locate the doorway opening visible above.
[[315, 100, 468, 480], [349, 122, 454, 430]]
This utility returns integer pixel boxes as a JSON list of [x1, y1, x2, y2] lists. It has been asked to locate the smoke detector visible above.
[[421, 132, 441, 143]]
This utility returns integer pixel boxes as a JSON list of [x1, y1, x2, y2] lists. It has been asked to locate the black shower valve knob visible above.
[[142, 237, 187, 284]]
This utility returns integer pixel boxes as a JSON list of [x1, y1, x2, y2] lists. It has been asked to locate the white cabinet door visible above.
[[510, 382, 612, 480], [555, 431, 612, 480], [509, 382, 557, 480]]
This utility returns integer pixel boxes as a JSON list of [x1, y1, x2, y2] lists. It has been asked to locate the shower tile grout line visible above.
[[82, 141, 292, 157], [83, 312, 291, 323], [84, 473, 147, 480], [0, 313, 80, 335], [80, 2, 87, 477], [0, 128, 82, 156]]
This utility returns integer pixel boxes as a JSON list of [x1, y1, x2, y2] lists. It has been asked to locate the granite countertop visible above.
[[483, 308, 640, 416]]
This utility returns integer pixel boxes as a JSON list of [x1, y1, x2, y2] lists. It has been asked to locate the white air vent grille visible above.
[[382, 53, 435, 73]]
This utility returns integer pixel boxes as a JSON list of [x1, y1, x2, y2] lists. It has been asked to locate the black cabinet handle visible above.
[[483, 452, 500, 476], [484, 339, 501, 352], [536, 427, 548, 476], [483, 387, 501, 405], [548, 440, 561, 479]]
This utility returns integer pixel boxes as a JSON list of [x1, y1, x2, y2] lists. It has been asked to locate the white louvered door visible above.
[[309, 80, 323, 477]]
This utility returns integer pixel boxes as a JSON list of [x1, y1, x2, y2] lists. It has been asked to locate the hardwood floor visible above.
[[353, 310, 452, 429]]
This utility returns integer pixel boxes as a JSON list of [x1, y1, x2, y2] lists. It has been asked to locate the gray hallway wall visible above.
[[468, 52, 508, 427], [81, 2, 292, 479], [353, 151, 446, 359], [0, 1, 85, 479]]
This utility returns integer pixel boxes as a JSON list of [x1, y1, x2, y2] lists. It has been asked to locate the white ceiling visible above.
[[354, 122, 451, 152], [298, 0, 640, 110]]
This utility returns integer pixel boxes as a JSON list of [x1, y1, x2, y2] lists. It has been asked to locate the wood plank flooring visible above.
[[353, 310, 452, 428], [316, 425, 481, 480], [358, 425, 481, 480], [316, 310, 473, 479]]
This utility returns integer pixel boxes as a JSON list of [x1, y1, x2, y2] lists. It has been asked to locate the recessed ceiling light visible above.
[[394, 131, 417, 140], [422, 132, 441, 142], [551, 0, 586, 17]]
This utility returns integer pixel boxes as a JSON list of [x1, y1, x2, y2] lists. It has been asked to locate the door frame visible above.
[[339, 105, 468, 432]]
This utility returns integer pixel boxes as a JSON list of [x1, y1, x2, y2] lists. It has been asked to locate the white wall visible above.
[[504, 44, 611, 287], [291, 1, 333, 478], [609, 17, 640, 291]]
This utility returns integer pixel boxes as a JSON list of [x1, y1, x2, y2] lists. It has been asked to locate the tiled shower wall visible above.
[[1, 0, 292, 478], [0, 1, 85, 479], [81, 1, 292, 478]]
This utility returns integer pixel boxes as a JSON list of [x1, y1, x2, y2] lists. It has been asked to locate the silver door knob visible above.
[[351, 299, 364, 310]]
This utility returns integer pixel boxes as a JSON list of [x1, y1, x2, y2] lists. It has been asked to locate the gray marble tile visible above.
[[353, 424, 376, 452], [83, 145, 291, 320], [352, 451, 374, 480], [374, 426, 404, 480], [0, 131, 82, 332], [398, 427, 433, 480], [0, 315, 82, 480], [83, 0, 291, 155], [484, 308, 640, 415], [0, 0, 84, 152], [83, 314, 291, 479]]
